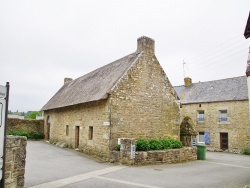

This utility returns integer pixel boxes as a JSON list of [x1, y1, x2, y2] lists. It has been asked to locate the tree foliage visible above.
[[27, 111, 41, 119]]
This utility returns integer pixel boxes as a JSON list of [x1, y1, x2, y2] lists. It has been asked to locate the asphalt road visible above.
[[24, 141, 250, 188]]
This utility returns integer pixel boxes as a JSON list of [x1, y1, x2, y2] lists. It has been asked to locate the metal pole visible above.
[[0, 82, 9, 188]]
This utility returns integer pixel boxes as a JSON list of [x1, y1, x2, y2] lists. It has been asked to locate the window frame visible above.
[[219, 110, 228, 122], [198, 132, 205, 143], [197, 110, 205, 122]]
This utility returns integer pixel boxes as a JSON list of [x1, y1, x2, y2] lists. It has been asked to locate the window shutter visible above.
[[205, 131, 210, 145]]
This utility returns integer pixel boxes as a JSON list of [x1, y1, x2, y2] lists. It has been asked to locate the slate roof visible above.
[[41, 52, 141, 110], [174, 76, 248, 104]]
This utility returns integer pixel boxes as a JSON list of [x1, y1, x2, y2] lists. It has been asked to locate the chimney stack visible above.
[[137, 36, 155, 56], [64, 78, 73, 84], [184, 77, 192, 87]]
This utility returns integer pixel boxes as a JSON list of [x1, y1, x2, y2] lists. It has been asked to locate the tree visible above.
[[27, 111, 41, 119]]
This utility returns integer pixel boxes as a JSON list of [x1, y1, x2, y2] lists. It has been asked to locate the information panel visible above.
[[0, 85, 6, 181], [130, 145, 136, 159]]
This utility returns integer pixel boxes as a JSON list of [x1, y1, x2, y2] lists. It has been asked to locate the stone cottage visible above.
[[41, 36, 180, 158], [174, 76, 250, 153]]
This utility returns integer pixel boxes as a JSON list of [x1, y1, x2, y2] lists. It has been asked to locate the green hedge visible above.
[[135, 138, 182, 151], [241, 147, 250, 155], [7, 131, 44, 140]]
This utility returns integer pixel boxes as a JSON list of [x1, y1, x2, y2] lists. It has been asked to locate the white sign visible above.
[[0, 86, 6, 99], [0, 97, 6, 181], [0, 98, 6, 158], [103, 122, 110, 126], [130, 145, 136, 159], [0, 84, 7, 182]]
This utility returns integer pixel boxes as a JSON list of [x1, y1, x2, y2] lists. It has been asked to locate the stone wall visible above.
[[111, 148, 197, 165], [7, 118, 44, 134], [180, 101, 250, 153], [44, 100, 111, 159], [5, 136, 27, 188], [111, 138, 196, 165], [109, 40, 180, 149]]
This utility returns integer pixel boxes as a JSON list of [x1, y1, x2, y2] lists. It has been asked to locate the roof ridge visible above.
[[74, 52, 138, 82], [192, 75, 246, 85], [174, 75, 246, 87]]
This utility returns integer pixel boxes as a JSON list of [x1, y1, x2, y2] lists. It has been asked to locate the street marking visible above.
[[29, 166, 127, 188], [95, 176, 164, 188], [201, 161, 250, 169]]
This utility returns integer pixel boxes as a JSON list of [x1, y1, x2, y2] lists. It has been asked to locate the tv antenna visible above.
[[183, 60, 189, 78]]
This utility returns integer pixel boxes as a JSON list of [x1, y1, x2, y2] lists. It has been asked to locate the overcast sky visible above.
[[0, 0, 250, 112]]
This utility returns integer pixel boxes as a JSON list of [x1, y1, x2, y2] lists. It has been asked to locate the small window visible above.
[[197, 111, 204, 122], [89, 126, 93, 140], [66, 125, 69, 136], [198, 132, 205, 143], [219, 110, 228, 122]]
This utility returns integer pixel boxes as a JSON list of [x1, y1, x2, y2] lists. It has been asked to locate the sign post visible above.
[[130, 144, 136, 159], [0, 82, 10, 188]]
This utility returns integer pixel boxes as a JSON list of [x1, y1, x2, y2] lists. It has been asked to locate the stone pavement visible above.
[[25, 141, 250, 188]]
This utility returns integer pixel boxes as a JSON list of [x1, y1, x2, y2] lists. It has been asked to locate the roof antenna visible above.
[[183, 60, 186, 79], [183, 60, 189, 79]]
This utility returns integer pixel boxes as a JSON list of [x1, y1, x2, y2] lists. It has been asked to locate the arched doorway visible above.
[[46, 115, 51, 140], [180, 116, 197, 147]]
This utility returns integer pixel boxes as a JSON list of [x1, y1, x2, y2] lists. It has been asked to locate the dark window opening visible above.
[[66, 125, 69, 136], [89, 126, 93, 140]]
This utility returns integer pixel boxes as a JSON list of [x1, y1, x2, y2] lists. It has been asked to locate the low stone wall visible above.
[[112, 147, 197, 165], [5, 136, 27, 188], [7, 118, 44, 134], [111, 138, 197, 165]]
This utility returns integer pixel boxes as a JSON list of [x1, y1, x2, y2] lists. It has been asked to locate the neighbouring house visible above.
[[8, 114, 24, 119], [244, 11, 250, 39], [41, 36, 180, 158], [244, 12, 250, 112], [174, 76, 250, 153]]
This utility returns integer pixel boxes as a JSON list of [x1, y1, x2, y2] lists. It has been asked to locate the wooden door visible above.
[[46, 116, 51, 141], [47, 123, 50, 140], [220, 133, 228, 150], [75, 126, 80, 148]]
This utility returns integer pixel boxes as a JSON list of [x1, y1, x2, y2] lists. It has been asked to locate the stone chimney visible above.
[[184, 77, 192, 87], [246, 46, 250, 77], [137, 36, 155, 56], [64, 78, 73, 84]]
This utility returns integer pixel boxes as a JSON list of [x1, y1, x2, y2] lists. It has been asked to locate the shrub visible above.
[[160, 139, 172, 149], [169, 139, 183, 149], [148, 139, 163, 150], [116, 144, 121, 151], [135, 139, 150, 151], [7, 130, 44, 140], [241, 147, 250, 155], [135, 138, 183, 151], [28, 131, 45, 140]]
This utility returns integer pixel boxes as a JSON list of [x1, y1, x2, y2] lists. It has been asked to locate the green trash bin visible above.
[[196, 144, 206, 160]]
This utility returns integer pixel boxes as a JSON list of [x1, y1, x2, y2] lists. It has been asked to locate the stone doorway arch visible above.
[[180, 116, 197, 147], [46, 115, 51, 140]]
